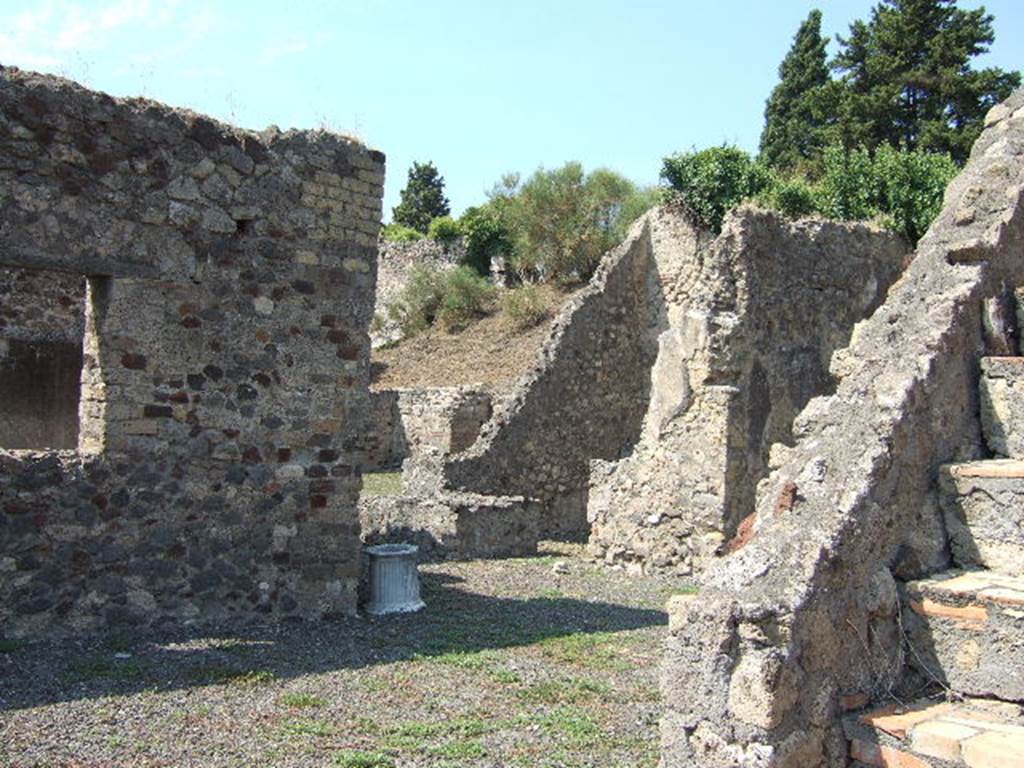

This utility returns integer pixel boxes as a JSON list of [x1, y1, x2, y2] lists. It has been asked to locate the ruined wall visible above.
[[588, 209, 907, 574], [660, 90, 1024, 768], [372, 238, 461, 347], [359, 386, 492, 470], [444, 219, 659, 538], [0, 67, 384, 637], [0, 267, 85, 448]]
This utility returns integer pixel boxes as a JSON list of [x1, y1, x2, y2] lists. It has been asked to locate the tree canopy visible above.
[[831, 0, 1020, 163], [392, 161, 451, 233]]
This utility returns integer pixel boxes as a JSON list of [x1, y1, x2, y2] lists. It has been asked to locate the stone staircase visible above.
[[844, 294, 1024, 766]]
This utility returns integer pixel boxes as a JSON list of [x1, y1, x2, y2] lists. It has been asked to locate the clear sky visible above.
[[0, 0, 1020, 219]]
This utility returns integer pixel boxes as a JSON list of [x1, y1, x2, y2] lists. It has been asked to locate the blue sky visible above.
[[0, 0, 1020, 219]]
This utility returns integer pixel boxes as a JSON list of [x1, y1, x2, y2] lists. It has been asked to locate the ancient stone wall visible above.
[[660, 90, 1024, 767], [0, 67, 384, 637], [0, 267, 86, 448], [372, 238, 461, 346], [588, 208, 907, 574], [443, 219, 659, 538], [443, 207, 905, 547], [359, 386, 492, 471]]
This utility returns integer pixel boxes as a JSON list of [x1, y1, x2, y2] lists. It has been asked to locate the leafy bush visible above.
[[385, 265, 447, 336], [427, 215, 462, 248], [872, 144, 957, 243], [436, 267, 497, 331], [381, 222, 424, 243], [815, 145, 877, 222], [758, 177, 818, 219], [494, 163, 655, 284], [386, 266, 495, 337], [660, 145, 773, 232], [502, 284, 547, 329], [459, 205, 513, 276]]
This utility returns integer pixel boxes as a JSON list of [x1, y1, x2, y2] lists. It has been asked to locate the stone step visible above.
[[980, 357, 1024, 458], [844, 696, 1024, 767], [940, 460, 1024, 575], [901, 569, 1024, 702]]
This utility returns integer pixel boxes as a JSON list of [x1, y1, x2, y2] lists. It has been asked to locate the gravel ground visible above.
[[0, 543, 696, 768]]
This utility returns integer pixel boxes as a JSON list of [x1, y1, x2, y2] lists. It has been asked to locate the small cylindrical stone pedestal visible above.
[[365, 543, 425, 615]]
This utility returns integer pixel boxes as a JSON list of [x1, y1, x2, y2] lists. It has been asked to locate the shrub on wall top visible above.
[[660, 145, 773, 232]]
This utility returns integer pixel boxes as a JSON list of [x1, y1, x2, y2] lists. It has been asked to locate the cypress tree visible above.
[[759, 10, 831, 173]]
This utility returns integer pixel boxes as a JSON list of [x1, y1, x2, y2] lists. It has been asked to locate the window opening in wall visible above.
[[0, 266, 86, 449]]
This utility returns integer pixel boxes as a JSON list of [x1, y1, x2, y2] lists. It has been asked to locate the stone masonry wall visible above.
[[443, 218, 658, 539], [0, 267, 86, 448], [660, 89, 1024, 767], [0, 67, 384, 637], [588, 208, 907, 574], [359, 386, 492, 471]]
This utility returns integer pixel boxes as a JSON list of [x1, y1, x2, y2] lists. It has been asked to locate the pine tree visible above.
[[832, 0, 1020, 163], [392, 161, 451, 233], [759, 10, 831, 173]]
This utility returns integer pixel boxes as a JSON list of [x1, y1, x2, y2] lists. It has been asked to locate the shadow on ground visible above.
[[0, 568, 667, 711]]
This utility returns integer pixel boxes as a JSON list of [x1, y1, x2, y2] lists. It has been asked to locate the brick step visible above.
[[902, 570, 1024, 702], [939, 460, 1024, 575], [980, 357, 1024, 458], [845, 696, 1024, 767]]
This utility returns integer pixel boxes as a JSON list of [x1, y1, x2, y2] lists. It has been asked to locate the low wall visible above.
[[660, 89, 1024, 767], [0, 67, 384, 637]]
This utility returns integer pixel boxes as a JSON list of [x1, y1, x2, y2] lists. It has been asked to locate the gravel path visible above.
[[1, 543, 696, 767]]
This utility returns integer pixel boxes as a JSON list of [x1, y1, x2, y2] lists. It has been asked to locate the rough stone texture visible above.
[[661, 89, 1024, 767], [902, 570, 1024, 702], [587, 207, 906, 574], [359, 491, 540, 559], [444, 219, 659, 539], [371, 238, 462, 347], [0, 67, 384, 637], [941, 460, 1024, 576], [0, 267, 85, 448], [979, 356, 1024, 457], [445, 206, 904, 551]]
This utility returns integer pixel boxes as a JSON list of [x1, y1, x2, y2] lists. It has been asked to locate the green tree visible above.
[[831, 0, 1020, 163], [760, 10, 832, 173], [392, 161, 451, 233], [501, 163, 652, 283]]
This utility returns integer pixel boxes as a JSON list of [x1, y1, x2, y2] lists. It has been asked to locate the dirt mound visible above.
[[371, 284, 579, 391]]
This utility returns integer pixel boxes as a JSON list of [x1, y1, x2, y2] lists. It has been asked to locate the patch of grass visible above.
[[662, 584, 700, 597], [430, 739, 486, 759], [492, 668, 522, 684], [333, 751, 395, 768], [538, 707, 601, 746], [539, 632, 630, 671], [412, 648, 500, 671], [0, 638, 27, 653], [280, 692, 327, 709], [230, 669, 276, 686], [361, 471, 403, 496], [516, 677, 614, 704], [281, 719, 336, 737], [63, 656, 146, 684], [538, 587, 564, 600]]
